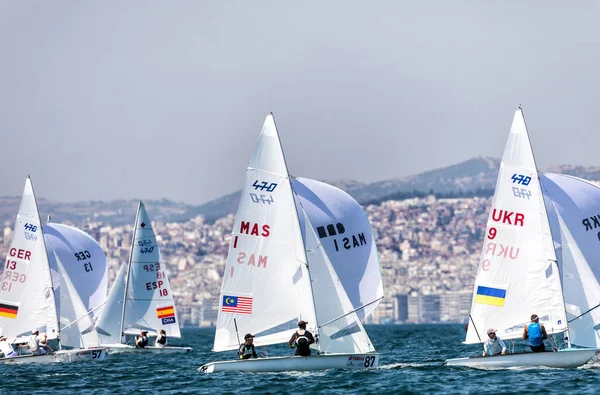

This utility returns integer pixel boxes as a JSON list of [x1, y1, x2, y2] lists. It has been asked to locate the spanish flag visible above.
[[474, 286, 506, 307], [156, 306, 175, 319], [0, 302, 19, 319]]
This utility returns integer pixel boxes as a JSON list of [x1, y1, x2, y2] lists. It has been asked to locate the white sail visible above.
[[96, 263, 127, 344], [541, 173, 600, 347], [0, 177, 59, 342], [121, 202, 181, 338], [301, 209, 375, 354], [292, 177, 383, 321], [465, 109, 567, 344], [55, 251, 100, 349], [213, 114, 316, 352], [44, 223, 108, 321]]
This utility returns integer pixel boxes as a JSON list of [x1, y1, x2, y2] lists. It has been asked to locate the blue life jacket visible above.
[[528, 323, 543, 346]]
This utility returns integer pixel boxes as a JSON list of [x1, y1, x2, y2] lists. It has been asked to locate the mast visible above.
[[119, 201, 141, 343], [270, 113, 321, 342], [30, 176, 62, 351], [521, 107, 571, 346]]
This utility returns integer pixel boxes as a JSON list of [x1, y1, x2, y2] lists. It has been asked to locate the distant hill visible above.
[[1, 157, 599, 226]]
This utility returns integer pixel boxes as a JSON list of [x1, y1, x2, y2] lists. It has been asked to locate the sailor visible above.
[[522, 314, 548, 352], [482, 329, 506, 356], [237, 333, 258, 359], [288, 320, 315, 357], [135, 330, 149, 348], [0, 336, 17, 358], [155, 329, 167, 348], [27, 329, 48, 355]]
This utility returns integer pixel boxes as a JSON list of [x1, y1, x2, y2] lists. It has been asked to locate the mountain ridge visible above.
[[1, 157, 599, 226]]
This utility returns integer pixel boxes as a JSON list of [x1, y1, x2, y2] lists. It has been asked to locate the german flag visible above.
[[156, 306, 175, 319], [0, 302, 19, 319]]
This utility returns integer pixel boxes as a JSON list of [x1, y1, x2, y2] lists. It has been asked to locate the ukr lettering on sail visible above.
[[491, 209, 525, 226], [582, 215, 600, 232]]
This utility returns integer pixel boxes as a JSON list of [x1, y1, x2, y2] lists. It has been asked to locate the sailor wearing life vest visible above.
[[135, 330, 149, 348], [155, 329, 167, 348], [287, 320, 316, 357], [522, 314, 548, 352], [238, 333, 258, 359]]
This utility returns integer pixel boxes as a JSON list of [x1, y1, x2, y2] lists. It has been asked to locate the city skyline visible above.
[[2, 1, 599, 204]]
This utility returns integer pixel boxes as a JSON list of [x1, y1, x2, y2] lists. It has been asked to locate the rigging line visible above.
[[318, 297, 384, 328], [468, 314, 485, 355], [60, 302, 107, 331], [568, 303, 600, 323]]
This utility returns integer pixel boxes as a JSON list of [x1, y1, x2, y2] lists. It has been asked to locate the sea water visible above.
[[1, 325, 599, 394]]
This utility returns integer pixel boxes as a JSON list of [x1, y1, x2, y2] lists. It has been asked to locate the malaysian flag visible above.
[[222, 295, 253, 314]]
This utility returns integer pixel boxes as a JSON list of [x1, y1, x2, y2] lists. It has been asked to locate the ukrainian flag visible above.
[[475, 286, 506, 307]]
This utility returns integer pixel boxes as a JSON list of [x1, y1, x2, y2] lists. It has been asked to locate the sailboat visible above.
[[0, 177, 107, 363], [540, 173, 600, 350], [199, 114, 382, 373], [445, 108, 600, 368], [96, 202, 192, 353]]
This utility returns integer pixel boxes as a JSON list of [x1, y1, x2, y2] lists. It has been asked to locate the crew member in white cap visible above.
[[483, 328, 506, 356]]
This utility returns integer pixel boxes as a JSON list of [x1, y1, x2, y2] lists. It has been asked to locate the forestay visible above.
[[292, 177, 383, 321], [213, 114, 316, 352], [301, 209, 375, 354], [44, 223, 108, 321], [465, 109, 567, 344], [541, 173, 600, 348], [0, 178, 59, 342]]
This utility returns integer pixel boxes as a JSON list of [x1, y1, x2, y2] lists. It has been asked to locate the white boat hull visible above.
[[0, 347, 108, 364], [104, 343, 192, 354], [444, 348, 600, 369], [198, 353, 380, 373]]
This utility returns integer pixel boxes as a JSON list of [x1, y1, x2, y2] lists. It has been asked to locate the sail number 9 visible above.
[[487, 227, 497, 240]]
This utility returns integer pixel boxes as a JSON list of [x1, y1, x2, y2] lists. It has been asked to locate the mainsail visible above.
[[292, 177, 383, 321], [465, 109, 567, 343], [97, 202, 181, 342], [0, 178, 59, 342], [213, 114, 316, 352], [44, 223, 108, 321], [541, 173, 600, 348]]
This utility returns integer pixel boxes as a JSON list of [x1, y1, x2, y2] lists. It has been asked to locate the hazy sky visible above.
[[1, 1, 599, 204]]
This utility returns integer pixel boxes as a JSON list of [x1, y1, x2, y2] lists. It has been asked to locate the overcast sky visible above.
[[1, 1, 599, 204]]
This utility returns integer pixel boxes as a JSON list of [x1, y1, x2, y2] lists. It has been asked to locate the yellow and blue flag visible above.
[[474, 286, 506, 307]]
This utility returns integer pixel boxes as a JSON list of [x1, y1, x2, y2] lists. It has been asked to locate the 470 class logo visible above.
[[252, 180, 277, 192], [250, 180, 277, 205], [511, 174, 531, 185], [24, 223, 37, 232]]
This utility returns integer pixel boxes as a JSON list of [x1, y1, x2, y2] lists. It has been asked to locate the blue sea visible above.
[[2, 325, 600, 394]]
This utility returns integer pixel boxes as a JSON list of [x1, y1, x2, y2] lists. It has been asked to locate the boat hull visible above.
[[198, 353, 379, 373], [104, 343, 192, 354], [444, 348, 600, 369], [0, 347, 108, 364]]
